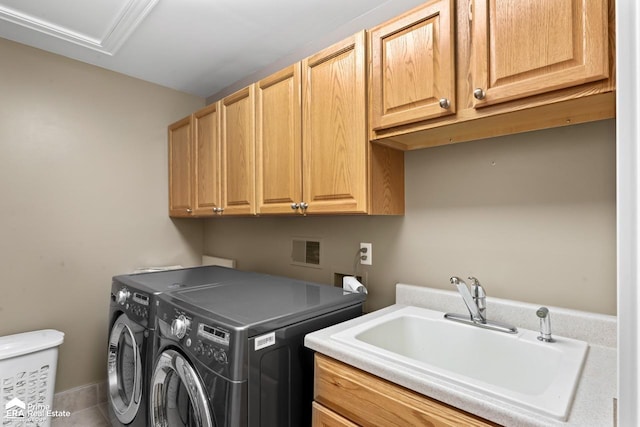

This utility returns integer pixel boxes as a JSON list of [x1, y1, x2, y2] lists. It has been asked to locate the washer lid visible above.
[[171, 275, 365, 327], [112, 265, 244, 294]]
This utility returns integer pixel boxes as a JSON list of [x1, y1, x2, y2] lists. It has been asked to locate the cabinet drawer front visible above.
[[314, 354, 498, 427], [312, 402, 359, 427], [472, 0, 609, 108]]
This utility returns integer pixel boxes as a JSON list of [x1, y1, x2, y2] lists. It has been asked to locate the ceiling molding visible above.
[[0, 0, 158, 56]]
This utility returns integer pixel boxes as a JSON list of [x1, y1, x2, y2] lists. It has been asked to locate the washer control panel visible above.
[[112, 286, 150, 324]]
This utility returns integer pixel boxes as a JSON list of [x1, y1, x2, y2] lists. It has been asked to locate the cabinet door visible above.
[[471, 0, 609, 108], [193, 102, 221, 216], [221, 85, 256, 215], [168, 116, 193, 217], [312, 402, 358, 427], [256, 64, 302, 214], [302, 31, 368, 214], [370, 0, 455, 130]]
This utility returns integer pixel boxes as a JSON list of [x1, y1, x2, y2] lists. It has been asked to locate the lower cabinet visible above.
[[312, 402, 358, 427], [313, 354, 498, 427]]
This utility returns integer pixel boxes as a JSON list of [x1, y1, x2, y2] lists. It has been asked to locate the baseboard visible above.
[[52, 380, 107, 413]]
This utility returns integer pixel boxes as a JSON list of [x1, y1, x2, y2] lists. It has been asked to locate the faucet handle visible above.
[[468, 276, 486, 295], [468, 276, 482, 287], [468, 276, 486, 314]]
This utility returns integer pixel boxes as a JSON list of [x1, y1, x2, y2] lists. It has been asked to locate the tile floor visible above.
[[51, 382, 109, 426]]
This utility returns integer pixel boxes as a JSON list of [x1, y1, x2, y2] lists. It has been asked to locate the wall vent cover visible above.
[[291, 238, 322, 268]]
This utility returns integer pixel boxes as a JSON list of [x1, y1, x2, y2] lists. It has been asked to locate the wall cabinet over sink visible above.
[[370, 0, 615, 149], [369, 0, 455, 131]]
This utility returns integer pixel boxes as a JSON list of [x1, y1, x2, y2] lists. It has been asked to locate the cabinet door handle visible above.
[[300, 202, 309, 210], [186, 208, 193, 214], [291, 203, 300, 210], [439, 98, 451, 109], [473, 88, 486, 100]]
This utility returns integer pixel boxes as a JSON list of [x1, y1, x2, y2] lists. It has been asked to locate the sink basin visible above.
[[331, 305, 588, 421]]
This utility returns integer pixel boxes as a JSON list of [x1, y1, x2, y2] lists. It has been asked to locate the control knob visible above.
[[116, 289, 130, 305], [170, 315, 190, 339], [214, 350, 228, 364]]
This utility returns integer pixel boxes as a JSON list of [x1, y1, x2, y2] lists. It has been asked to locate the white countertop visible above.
[[305, 284, 617, 427]]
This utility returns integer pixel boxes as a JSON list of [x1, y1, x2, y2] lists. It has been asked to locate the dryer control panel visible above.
[[198, 323, 230, 346], [111, 286, 150, 326]]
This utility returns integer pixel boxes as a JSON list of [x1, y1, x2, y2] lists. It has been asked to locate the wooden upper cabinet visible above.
[[221, 85, 256, 215], [302, 31, 368, 214], [193, 102, 222, 215], [471, 0, 609, 108], [256, 64, 302, 214], [168, 116, 193, 217], [370, 0, 455, 130]]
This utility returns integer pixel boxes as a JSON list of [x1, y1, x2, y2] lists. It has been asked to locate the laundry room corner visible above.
[[0, 37, 205, 399]]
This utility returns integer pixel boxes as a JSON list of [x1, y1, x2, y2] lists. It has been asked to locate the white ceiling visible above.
[[0, 0, 407, 98]]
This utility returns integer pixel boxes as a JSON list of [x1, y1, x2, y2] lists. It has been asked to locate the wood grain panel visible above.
[[302, 31, 368, 214], [168, 116, 192, 217], [370, 0, 455, 130], [193, 102, 221, 216], [314, 354, 499, 427], [222, 85, 255, 215], [256, 63, 302, 214], [312, 402, 358, 427], [472, 0, 608, 107], [370, 143, 404, 214], [371, 0, 615, 149]]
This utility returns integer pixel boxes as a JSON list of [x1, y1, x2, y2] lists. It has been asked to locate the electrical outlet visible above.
[[360, 242, 372, 265]]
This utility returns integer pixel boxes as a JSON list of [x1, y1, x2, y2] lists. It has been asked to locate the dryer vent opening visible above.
[[291, 238, 322, 268]]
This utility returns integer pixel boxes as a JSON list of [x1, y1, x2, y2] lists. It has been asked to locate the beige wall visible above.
[[203, 119, 616, 315], [0, 39, 205, 391]]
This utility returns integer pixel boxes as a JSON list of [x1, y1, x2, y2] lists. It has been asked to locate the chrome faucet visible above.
[[468, 276, 487, 321], [445, 276, 518, 334], [449, 276, 486, 323], [536, 307, 554, 342]]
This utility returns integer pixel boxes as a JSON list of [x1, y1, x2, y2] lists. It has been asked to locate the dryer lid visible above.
[[170, 275, 364, 327]]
